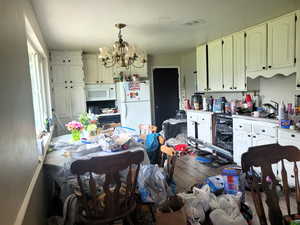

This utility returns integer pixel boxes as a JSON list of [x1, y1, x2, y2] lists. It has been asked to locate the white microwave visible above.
[[86, 84, 116, 101]]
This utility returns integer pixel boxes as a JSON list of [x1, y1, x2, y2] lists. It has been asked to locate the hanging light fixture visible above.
[[98, 23, 146, 69]]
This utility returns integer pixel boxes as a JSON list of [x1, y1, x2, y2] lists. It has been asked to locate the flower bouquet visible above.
[[79, 113, 99, 138], [65, 121, 84, 141]]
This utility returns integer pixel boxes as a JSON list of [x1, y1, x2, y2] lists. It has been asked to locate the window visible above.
[[27, 41, 51, 136]]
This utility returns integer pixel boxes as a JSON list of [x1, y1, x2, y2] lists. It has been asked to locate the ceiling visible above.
[[31, 0, 300, 55]]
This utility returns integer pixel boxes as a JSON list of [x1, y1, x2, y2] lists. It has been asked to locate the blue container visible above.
[[222, 167, 241, 194]]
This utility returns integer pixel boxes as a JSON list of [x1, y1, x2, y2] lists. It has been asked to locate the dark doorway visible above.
[[153, 68, 179, 130]]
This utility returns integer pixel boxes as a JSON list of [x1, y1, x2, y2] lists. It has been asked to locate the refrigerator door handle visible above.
[[125, 104, 127, 118]]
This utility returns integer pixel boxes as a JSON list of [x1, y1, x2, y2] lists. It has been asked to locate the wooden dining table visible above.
[[44, 134, 150, 216]]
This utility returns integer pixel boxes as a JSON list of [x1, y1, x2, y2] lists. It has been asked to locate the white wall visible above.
[[259, 74, 300, 105], [0, 1, 49, 225]]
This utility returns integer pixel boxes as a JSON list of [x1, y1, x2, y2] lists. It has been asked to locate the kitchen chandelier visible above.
[[98, 23, 146, 69]]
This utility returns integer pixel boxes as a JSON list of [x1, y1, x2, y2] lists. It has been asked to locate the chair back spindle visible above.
[[242, 144, 300, 225], [71, 150, 144, 224]]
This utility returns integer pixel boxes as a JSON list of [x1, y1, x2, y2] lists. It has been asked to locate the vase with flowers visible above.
[[65, 121, 84, 141], [79, 113, 99, 138]]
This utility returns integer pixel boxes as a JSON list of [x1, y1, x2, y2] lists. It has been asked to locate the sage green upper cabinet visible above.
[[267, 13, 296, 71], [222, 35, 234, 91], [196, 44, 208, 92], [233, 32, 246, 91], [208, 39, 223, 91], [245, 23, 267, 78]]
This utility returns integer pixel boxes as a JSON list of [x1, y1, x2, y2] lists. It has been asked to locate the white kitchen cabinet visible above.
[[53, 85, 71, 118], [70, 85, 86, 118], [51, 51, 86, 122], [208, 39, 223, 91], [52, 65, 68, 84], [233, 118, 252, 166], [222, 36, 234, 91], [196, 45, 208, 92], [233, 130, 252, 166], [100, 65, 114, 84], [233, 32, 246, 91], [278, 129, 300, 186], [197, 113, 212, 144], [245, 24, 267, 77], [268, 13, 296, 71], [83, 54, 114, 84], [187, 111, 212, 144], [233, 118, 278, 166], [83, 54, 98, 83]]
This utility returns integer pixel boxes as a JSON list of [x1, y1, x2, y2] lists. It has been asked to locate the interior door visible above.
[[246, 24, 267, 73], [268, 13, 296, 69], [233, 32, 246, 91], [196, 44, 208, 92], [208, 39, 223, 91], [222, 36, 234, 91], [153, 68, 179, 130]]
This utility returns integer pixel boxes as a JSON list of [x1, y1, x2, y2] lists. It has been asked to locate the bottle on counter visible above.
[[278, 100, 287, 120]]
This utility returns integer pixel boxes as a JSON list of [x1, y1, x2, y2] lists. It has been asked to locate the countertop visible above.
[[186, 110, 214, 114], [232, 114, 279, 124], [95, 112, 120, 117]]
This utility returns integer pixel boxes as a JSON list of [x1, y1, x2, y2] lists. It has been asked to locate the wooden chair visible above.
[[70, 150, 144, 225], [160, 145, 177, 182], [241, 144, 300, 225]]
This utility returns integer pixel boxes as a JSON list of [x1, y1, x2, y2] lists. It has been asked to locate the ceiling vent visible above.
[[183, 19, 207, 26]]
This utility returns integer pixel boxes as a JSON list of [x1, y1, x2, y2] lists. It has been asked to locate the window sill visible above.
[[37, 125, 54, 163]]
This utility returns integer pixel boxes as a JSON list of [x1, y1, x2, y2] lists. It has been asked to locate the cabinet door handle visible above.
[[297, 84, 300, 88], [230, 87, 233, 89], [239, 125, 243, 128], [65, 81, 67, 83], [234, 87, 237, 89], [262, 66, 266, 70], [101, 81, 104, 83], [253, 136, 256, 138], [65, 86, 68, 89], [70, 86, 73, 88], [291, 134, 295, 138], [68, 59, 71, 63], [248, 134, 251, 137], [70, 81, 73, 83], [268, 65, 272, 69], [208, 88, 211, 90], [96, 81, 99, 83], [262, 129, 266, 133]]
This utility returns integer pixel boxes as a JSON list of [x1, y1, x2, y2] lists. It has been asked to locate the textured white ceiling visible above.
[[31, 0, 299, 54]]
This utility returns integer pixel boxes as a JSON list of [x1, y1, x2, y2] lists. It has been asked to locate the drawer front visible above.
[[233, 119, 252, 133], [252, 122, 277, 138], [187, 112, 199, 121]]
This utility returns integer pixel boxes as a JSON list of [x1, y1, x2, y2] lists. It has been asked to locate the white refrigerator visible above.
[[116, 81, 152, 132]]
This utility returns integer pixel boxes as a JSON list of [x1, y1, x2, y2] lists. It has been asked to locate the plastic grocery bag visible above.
[[137, 164, 172, 204], [177, 185, 211, 224], [209, 193, 247, 225]]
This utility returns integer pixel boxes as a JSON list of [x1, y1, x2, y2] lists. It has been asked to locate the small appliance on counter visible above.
[[191, 93, 203, 110]]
